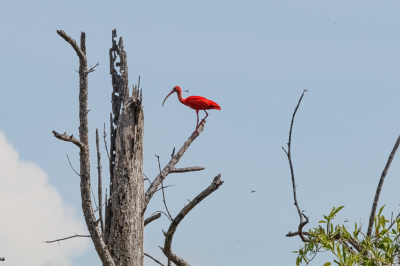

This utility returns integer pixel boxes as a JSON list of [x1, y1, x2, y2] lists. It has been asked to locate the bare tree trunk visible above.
[[105, 29, 144, 266]]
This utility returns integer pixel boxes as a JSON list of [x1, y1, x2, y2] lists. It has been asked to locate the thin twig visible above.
[[151, 211, 174, 220], [283, 90, 309, 242], [155, 155, 173, 221], [144, 253, 165, 266], [388, 212, 400, 231], [43, 234, 90, 244], [66, 154, 80, 176], [155, 185, 176, 193], [91, 186, 98, 209], [143, 173, 151, 185], [367, 135, 400, 237], [87, 62, 99, 74]]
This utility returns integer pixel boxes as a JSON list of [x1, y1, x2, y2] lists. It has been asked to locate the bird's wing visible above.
[[185, 96, 221, 110]]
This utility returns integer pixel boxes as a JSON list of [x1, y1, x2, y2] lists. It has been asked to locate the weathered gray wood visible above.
[[55, 30, 115, 266], [105, 29, 145, 266]]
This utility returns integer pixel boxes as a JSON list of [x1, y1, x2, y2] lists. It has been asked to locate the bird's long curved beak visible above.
[[162, 90, 174, 106]]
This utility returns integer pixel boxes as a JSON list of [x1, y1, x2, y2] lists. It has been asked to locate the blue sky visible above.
[[1, 0, 400, 265]]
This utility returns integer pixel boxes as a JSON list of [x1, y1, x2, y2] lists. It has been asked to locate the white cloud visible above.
[[0, 131, 89, 266]]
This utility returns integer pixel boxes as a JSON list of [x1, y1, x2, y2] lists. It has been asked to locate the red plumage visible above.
[[162, 86, 221, 134], [184, 96, 221, 110]]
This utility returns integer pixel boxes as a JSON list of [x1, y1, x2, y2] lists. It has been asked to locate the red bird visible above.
[[162, 86, 221, 133]]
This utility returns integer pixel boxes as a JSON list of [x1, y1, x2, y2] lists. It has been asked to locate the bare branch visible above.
[[66, 154, 80, 176], [169, 166, 205, 173], [52, 131, 85, 150], [43, 234, 90, 244], [144, 121, 206, 212], [144, 253, 165, 266], [56, 30, 86, 61], [96, 129, 104, 237], [283, 90, 309, 242], [161, 174, 224, 266], [145, 213, 162, 226], [367, 135, 400, 237], [0, 258, 4, 261]]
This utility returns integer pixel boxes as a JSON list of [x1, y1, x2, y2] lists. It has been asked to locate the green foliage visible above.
[[294, 206, 400, 265]]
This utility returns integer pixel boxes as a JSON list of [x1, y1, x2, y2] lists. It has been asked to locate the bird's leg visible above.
[[193, 110, 200, 134], [200, 110, 208, 124]]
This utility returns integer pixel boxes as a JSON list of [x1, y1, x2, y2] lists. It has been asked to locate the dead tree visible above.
[[49, 30, 223, 266]]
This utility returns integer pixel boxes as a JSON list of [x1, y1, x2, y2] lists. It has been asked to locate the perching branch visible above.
[[144, 253, 165, 266], [367, 135, 400, 237], [0, 258, 4, 261], [160, 174, 224, 266], [145, 213, 162, 226], [144, 120, 206, 212], [55, 30, 115, 266], [283, 90, 309, 242]]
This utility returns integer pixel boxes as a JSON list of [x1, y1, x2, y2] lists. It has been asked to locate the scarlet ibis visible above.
[[162, 86, 221, 133]]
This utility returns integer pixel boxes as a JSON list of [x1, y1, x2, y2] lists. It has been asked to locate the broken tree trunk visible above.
[[104, 29, 144, 266]]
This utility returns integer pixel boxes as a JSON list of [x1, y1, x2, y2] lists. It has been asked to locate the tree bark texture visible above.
[[105, 29, 144, 266]]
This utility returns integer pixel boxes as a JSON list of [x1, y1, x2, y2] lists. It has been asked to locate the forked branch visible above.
[[160, 174, 224, 266]]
